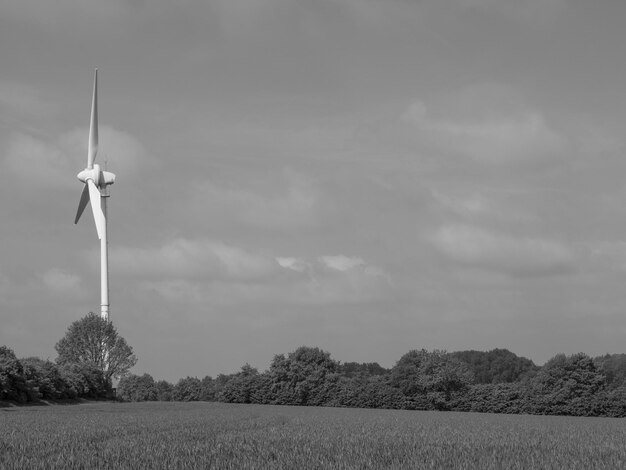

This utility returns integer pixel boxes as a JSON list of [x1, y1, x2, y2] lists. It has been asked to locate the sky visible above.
[[2, 0, 626, 382]]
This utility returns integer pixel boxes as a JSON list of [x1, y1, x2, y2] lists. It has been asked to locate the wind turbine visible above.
[[74, 69, 116, 321]]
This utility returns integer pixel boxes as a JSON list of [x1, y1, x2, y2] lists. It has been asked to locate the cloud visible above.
[[4, 133, 73, 190], [588, 242, 626, 273], [275, 254, 394, 304], [276, 257, 309, 272], [319, 255, 365, 272], [0, 81, 53, 117], [139, 264, 391, 306], [0, 0, 130, 28], [112, 237, 392, 305], [431, 190, 499, 219], [429, 188, 538, 225], [431, 224, 575, 277], [190, 168, 318, 230], [458, 0, 566, 25], [3, 127, 149, 190], [0, 270, 9, 300], [41, 268, 81, 294], [111, 238, 279, 281], [59, 126, 151, 175], [404, 101, 564, 164]]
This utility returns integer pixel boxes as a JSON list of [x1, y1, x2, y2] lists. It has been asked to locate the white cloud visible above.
[[139, 262, 392, 306], [431, 224, 575, 277], [41, 268, 81, 293], [429, 188, 537, 225], [431, 190, 498, 219], [111, 238, 279, 281], [113, 238, 392, 305], [276, 257, 309, 272], [0, 0, 129, 28], [59, 126, 151, 176], [0, 81, 53, 117], [3, 127, 149, 190], [588, 242, 626, 273], [191, 168, 318, 229], [0, 270, 9, 300], [458, 0, 566, 24], [213, 0, 282, 31], [320, 255, 365, 272], [4, 133, 74, 190], [404, 101, 564, 164]]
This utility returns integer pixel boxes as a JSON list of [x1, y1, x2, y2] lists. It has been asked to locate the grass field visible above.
[[1, 402, 625, 469]]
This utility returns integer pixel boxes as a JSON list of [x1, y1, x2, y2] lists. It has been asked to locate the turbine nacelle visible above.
[[77, 164, 116, 189]]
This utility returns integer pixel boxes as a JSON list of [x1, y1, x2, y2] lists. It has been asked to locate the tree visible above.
[[117, 373, 157, 402], [59, 362, 109, 398], [219, 364, 273, 404], [0, 346, 27, 402], [450, 349, 537, 384], [527, 353, 606, 416], [55, 312, 137, 383], [390, 349, 475, 410], [199, 376, 216, 401], [339, 362, 389, 378], [172, 377, 202, 401], [155, 380, 173, 401], [330, 375, 407, 409], [267, 346, 339, 405], [21, 357, 66, 400], [594, 354, 626, 390]]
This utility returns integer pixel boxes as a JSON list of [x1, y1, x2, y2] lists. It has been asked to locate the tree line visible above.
[[2, 313, 626, 417], [115, 346, 626, 418]]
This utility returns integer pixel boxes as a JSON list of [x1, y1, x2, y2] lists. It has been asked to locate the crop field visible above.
[[1, 402, 625, 469]]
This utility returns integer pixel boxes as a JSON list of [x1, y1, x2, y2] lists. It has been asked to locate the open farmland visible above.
[[1, 402, 625, 469]]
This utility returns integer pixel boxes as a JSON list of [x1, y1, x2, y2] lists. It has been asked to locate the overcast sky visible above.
[[2, 0, 626, 382]]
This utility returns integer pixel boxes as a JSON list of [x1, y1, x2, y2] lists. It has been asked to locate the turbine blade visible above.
[[87, 69, 98, 169], [87, 179, 105, 240], [74, 184, 90, 224]]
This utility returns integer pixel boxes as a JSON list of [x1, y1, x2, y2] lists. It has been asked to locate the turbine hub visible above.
[[77, 164, 102, 187]]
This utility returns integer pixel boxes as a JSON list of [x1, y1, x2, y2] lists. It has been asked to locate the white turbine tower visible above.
[[74, 69, 116, 321]]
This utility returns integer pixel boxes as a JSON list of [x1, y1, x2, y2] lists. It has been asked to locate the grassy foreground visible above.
[[1, 402, 625, 469]]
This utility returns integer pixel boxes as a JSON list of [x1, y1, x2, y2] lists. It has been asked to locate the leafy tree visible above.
[[339, 362, 389, 378], [60, 362, 110, 398], [594, 354, 626, 389], [55, 312, 137, 383], [528, 353, 606, 416], [329, 375, 406, 409], [450, 349, 537, 384], [21, 357, 67, 400], [0, 346, 27, 402], [172, 376, 202, 401], [212, 373, 232, 399], [117, 373, 157, 402], [594, 386, 626, 418], [267, 346, 339, 405], [390, 349, 474, 410], [390, 349, 429, 398], [155, 380, 173, 401], [220, 364, 271, 404], [199, 376, 216, 401], [452, 382, 527, 414]]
